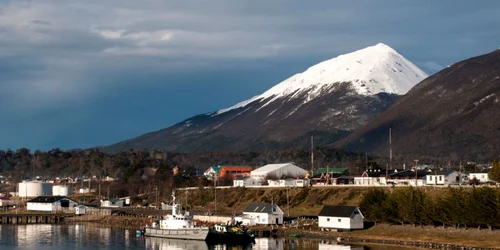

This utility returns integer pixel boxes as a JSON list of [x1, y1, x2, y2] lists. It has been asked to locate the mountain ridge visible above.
[[101, 43, 427, 153], [335, 49, 500, 160]]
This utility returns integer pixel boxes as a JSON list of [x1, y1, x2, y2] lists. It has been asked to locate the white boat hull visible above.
[[144, 227, 209, 241]]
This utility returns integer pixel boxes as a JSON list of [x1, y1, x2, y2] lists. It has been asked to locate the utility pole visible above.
[[414, 159, 419, 187], [389, 128, 393, 169], [311, 135, 314, 174], [155, 186, 158, 209], [214, 175, 217, 215], [286, 186, 290, 217], [365, 153, 368, 170]]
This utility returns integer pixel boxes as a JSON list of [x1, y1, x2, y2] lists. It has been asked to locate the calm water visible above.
[[0, 224, 416, 250]]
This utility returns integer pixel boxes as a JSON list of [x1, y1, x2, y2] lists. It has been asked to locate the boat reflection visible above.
[[144, 237, 366, 250], [145, 237, 209, 250]]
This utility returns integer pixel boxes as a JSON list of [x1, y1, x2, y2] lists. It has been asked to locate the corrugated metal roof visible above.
[[27, 196, 69, 203], [243, 203, 277, 214], [318, 205, 358, 217], [251, 163, 302, 174]]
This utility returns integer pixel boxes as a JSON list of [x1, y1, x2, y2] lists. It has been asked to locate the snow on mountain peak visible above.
[[216, 43, 428, 115]]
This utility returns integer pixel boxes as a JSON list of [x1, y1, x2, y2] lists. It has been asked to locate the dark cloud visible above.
[[1, 0, 500, 150]]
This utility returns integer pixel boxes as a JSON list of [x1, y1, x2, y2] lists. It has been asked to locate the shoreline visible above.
[[254, 224, 500, 250], [4, 214, 497, 249]]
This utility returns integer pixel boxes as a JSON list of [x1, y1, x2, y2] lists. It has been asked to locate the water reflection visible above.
[[145, 237, 209, 250], [0, 224, 416, 250], [318, 242, 365, 250]]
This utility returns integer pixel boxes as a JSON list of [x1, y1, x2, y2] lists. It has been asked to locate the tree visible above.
[[359, 188, 388, 225], [488, 161, 500, 182]]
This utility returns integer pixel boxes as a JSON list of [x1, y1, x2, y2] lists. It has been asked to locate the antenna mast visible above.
[[389, 128, 392, 169], [311, 135, 314, 174]]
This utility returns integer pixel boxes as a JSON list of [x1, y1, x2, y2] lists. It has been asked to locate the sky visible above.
[[1, 0, 500, 151]]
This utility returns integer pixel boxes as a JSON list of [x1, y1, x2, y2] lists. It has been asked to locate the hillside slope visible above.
[[336, 49, 500, 160]]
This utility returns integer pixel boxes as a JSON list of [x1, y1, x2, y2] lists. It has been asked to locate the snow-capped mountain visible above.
[[102, 43, 428, 153], [216, 43, 427, 115]]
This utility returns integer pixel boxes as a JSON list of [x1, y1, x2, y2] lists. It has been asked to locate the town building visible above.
[[233, 177, 262, 187], [100, 198, 125, 208], [0, 196, 17, 210], [250, 163, 308, 181], [267, 178, 308, 187], [353, 170, 387, 186], [235, 203, 284, 225], [204, 165, 253, 180], [318, 205, 364, 231], [27, 196, 78, 212], [388, 169, 429, 186], [469, 171, 490, 183]]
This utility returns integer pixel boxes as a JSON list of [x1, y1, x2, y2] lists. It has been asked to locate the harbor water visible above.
[[0, 224, 417, 250]]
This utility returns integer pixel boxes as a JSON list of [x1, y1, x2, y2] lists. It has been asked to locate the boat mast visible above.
[[171, 191, 177, 216]]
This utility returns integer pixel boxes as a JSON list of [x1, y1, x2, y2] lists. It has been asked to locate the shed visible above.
[[318, 205, 364, 231], [75, 205, 86, 215], [235, 203, 284, 225]]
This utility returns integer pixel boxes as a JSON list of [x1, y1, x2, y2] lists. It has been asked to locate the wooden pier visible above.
[[0, 214, 75, 224]]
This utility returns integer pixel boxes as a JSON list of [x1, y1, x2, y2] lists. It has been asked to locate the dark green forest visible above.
[[0, 147, 376, 182], [360, 187, 500, 230]]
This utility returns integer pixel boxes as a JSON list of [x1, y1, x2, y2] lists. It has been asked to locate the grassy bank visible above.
[[184, 186, 450, 216]]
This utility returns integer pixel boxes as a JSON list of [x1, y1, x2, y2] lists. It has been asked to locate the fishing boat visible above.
[[143, 191, 210, 240], [206, 221, 255, 244]]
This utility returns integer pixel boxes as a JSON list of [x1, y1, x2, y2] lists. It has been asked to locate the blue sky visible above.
[[1, 0, 499, 151]]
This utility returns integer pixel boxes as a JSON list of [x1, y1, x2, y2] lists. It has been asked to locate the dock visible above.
[[0, 214, 75, 224]]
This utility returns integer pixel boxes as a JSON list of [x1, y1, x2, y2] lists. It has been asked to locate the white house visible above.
[[318, 205, 364, 231], [27, 196, 78, 212], [251, 163, 308, 181], [235, 203, 284, 225], [101, 199, 125, 208], [353, 171, 387, 186], [469, 172, 489, 183], [233, 177, 262, 187], [426, 174, 446, 185]]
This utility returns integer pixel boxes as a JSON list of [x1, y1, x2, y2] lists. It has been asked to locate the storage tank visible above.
[[52, 185, 72, 196], [18, 181, 53, 198]]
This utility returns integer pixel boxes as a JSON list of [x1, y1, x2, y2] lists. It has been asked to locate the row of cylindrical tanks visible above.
[[18, 181, 73, 198]]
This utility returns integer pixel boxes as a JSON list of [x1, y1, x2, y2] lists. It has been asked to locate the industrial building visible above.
[[27, 196, 78, 212], [18, 181, 53, 198], [250, 163, 308, 181]]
